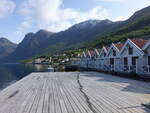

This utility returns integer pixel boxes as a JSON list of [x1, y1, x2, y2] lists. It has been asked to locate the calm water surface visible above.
[[0, 63, 49, 90]]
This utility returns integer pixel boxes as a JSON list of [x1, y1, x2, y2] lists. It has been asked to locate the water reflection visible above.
[[0, 63, 49, 90]]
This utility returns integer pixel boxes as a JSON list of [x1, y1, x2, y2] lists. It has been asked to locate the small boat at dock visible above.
[[48, 66, 55, 72]]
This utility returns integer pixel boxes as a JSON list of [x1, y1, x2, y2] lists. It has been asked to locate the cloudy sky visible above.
[[0, 0, 150, 43]]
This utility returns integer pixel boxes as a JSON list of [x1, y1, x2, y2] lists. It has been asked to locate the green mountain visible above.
[[42, 19, 121, 55], [85, 6, 150, 48]]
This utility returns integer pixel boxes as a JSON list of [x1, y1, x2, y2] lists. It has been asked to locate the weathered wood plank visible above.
[[0, 72, 150, 113]]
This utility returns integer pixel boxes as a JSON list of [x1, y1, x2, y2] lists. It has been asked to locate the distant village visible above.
[[24, 49, 82, 69]]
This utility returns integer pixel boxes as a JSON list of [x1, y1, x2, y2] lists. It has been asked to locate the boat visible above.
[[48, 66, 55, 72]]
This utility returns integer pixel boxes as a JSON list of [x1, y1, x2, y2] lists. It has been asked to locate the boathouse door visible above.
[[148, 56, 150, 72], [110, 58, 114, 65], [148, 56, 150, 66], [132, 57, 138, 73], [124, 57, 128, 71], [110, 58, 114, 71]]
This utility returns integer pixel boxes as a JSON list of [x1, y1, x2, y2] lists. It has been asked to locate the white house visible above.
[[80, 51, 88, 68], [140, 40, 150, 76], [70, 58, 81, 66], [87, 50, 95, 69], [98, 46, 109, 71], [79, 39, 150, 77], [106, 43, 124, 72], [80, 50, 95, 69], [92, 49, 100, 69], [80, 49, 100, 70], [119, 39, 148, 74]]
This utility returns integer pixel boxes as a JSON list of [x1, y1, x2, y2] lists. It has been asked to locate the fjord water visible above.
[[0, 63, 49, 90]]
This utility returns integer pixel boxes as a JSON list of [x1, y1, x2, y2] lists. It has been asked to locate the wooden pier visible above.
[[0, 72, 150, 113]]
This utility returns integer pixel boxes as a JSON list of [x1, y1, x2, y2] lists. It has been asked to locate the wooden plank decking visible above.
[[0, 72, 150, 113]]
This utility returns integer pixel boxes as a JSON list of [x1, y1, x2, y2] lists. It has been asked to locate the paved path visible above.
[[0, 72, 150, 113]]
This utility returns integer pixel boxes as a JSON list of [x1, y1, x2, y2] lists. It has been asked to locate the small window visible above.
[[110, 58, 114, 65], [129, 46, 133, 55], [104, 53, 106, 57], [113, 50, 116, 56], [148, 56, 150, 65], [132, 57, 137, 65], [124, 57, 128, 65]]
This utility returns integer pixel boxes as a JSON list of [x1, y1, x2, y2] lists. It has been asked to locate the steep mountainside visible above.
[[86, 6, 150, 48], [6, 30, 54, 61], [0, 38, 17, 58], [43, 19, 121, 54]]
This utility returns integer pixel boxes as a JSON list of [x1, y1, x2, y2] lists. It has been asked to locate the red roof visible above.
[[95, 49, 100, 55], [105, 47, 109, 51], [131, 39, 148, 49], [114, 43, 124, 50], [88, 50, 95, 56]]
